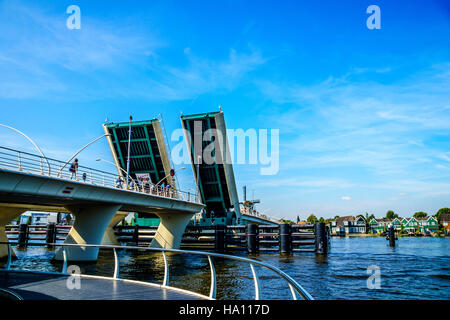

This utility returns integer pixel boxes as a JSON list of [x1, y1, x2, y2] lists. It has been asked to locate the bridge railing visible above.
[[0, 146, 200, 204], [0, 241, 313, 300]]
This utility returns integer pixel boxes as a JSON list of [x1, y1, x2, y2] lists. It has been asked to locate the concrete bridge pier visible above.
[[101, 211, 129, 246], [0, 207, 27, 259], [54, 204, 121, 261], [149, 212, 194, 249]]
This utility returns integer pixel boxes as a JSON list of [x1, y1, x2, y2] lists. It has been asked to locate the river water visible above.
[[6, 237, 450, 300]]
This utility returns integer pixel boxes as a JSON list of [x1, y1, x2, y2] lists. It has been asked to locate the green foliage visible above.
[[307, 214, 318, 224], [296, 215, 300, 222], [279, 219, 295, 225], [318, 217, 325, 223], [413, 211, 427, 218], [386, 210, 399, 219], [435, 208, 450, 221]]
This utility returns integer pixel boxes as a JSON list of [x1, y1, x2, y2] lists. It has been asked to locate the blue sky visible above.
[[0, 0, 449, 220]]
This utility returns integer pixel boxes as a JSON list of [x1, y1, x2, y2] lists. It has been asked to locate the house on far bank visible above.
[[369, 218, 393, 234], [417, 216, 438, 234], [330, 216, 366, 235], [404, 217, 419, 233], [16, 212, 57, 225], [370, 216, 439, 234], [392, 218, 402, 230], [440, 214, 450, 235]]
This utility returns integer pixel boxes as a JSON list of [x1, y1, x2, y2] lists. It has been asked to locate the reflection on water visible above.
[[4, 237, 450, 300]]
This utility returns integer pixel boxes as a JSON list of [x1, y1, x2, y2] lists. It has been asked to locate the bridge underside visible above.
[[0, 170, 204, 261]]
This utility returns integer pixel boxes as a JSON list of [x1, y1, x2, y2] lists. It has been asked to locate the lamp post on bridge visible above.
[[57, 133, 111, 177], [0, 123, 51, 175], [155, 167, 186, 187], [95, 158, 136, 189], [126, 115, 133, 190]]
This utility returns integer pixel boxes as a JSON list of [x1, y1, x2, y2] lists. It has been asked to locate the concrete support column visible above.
[[54, 204, 121, 261], [101, 211, 129, 245], [0, 207, 27, 260], [149, 212, 193, 249]]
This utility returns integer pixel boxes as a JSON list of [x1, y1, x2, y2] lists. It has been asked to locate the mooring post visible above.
[[215, 224, 225, 252], [247, 224, 258, 253], [279, 224, 292, 254], [46, 223, 56, 247], [314, 222, 328, 254], [133, 224, 139, 244], [387, 225, 396, 247], [18, 223, 28, 247]]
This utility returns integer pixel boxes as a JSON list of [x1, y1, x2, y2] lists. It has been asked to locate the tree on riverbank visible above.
[[307, 214, 318, 224], [413, 211, 427, 218], [386, 210, 399, 219], [435, 208, 450, 222]]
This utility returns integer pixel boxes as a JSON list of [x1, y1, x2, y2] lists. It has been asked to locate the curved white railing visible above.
[[0, 146, 200, 204], [0, 242, 313, 300]]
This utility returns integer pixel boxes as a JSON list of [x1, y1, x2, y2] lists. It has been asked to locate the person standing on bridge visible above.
[[116, 176, 123, 189], [69, 158, 79, 180]]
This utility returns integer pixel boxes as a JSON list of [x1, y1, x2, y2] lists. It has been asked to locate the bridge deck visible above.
[[0, 270, 207, 300]]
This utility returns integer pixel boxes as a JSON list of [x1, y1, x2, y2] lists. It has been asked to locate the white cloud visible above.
[[0, 2, 267, 101], [341, 196, 351, 201]]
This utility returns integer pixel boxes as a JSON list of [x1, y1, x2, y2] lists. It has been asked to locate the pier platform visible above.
[[0, 270, 207, 300]]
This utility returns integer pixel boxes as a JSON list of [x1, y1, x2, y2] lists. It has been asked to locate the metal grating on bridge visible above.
[[181, 112, 240, 220], [103, 119, 173, 186]]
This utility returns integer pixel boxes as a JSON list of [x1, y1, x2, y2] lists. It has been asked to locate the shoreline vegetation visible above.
[[331, 233, 449, 238]]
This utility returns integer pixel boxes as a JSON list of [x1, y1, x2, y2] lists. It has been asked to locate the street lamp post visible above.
[[154, 167, 186, 187], [57, 133, 111, 177], [196, 155, 201, 200], [126, 115, 133, 189], [96, 158, 135, 189], [0, 124, 51, 175]]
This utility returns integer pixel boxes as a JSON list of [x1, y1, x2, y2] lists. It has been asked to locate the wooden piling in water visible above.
[[45, 223, 56, 247], [247, 224, 258, 253], [388, 225, 396, 247], [18, 223, 28, 247], [279, 224, 292, 254], [133, 225, 140, 244], [314, 222, 328, 254], [215, 224, 225, 252]]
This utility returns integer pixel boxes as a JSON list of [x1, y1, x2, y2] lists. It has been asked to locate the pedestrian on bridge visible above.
[[69, 159, 78, 180], [116, 177, 123, 189]]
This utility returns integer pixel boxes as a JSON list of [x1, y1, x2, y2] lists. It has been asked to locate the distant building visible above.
[[416, 216, 438, 233], [330, 216, 366, 235], [18, 212, 57, 225], [391, 218, 402, 230], [403, 217, 419, 233], [369, 218, 392, 234], [440, 214, 450, 235]]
